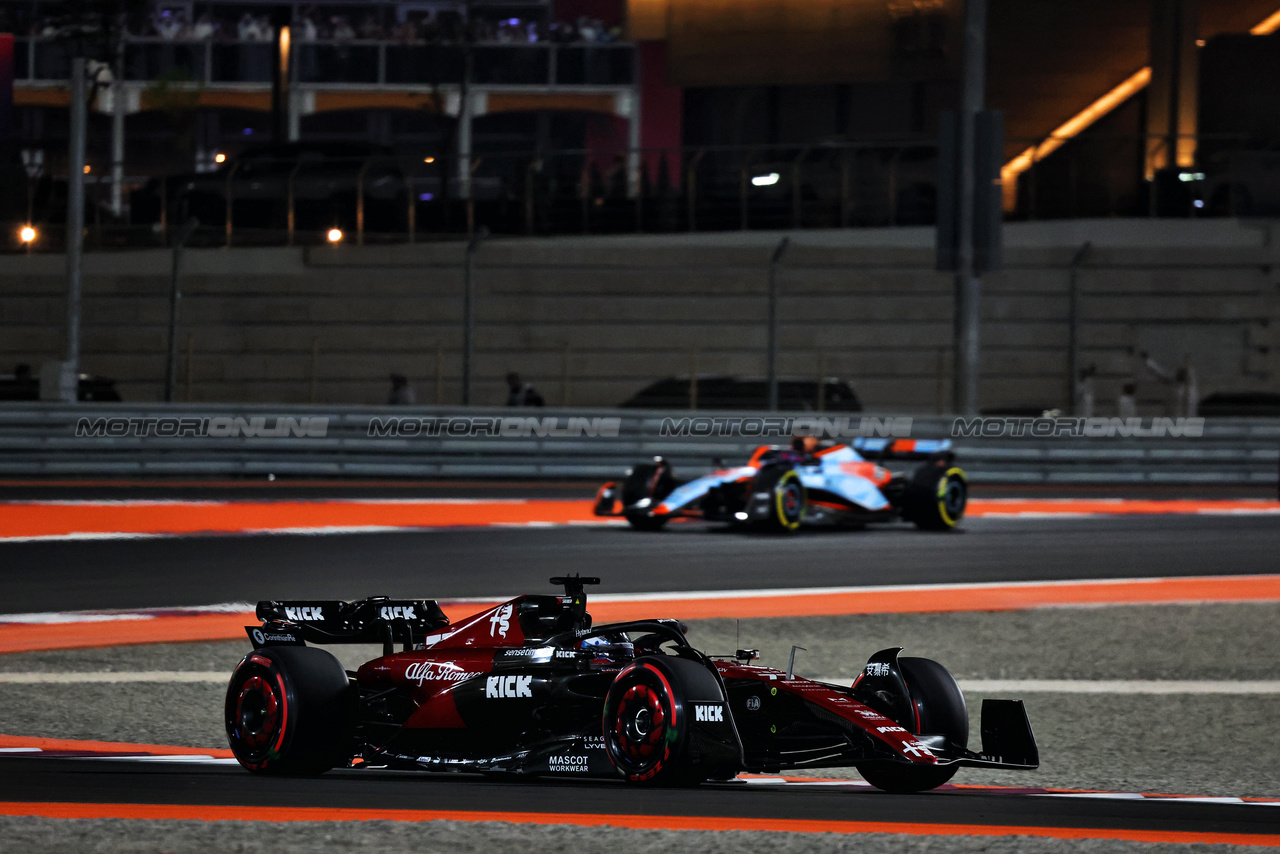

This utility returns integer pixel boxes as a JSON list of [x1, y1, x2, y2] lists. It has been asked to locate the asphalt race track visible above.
[[3, 495, 1280, 848], [1, 514, 1277, 613], [5, 757, 1279, 839]]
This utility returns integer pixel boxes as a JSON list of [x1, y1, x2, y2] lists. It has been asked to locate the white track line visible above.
[[958, 679, 1280, 695], [3, 672, 1280, 694], [0, 671, 229, 683], [807, 678, 1280, 695], [2, 573, 1278, 626]]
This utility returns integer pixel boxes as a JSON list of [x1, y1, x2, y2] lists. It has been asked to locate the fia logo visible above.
[[745, 695, 761, 712], [489, 604, 513, 638]]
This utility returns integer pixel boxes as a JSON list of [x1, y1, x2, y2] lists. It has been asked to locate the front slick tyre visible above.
[[903, 461, 967, 531], [603, 660, 703, 786], [856, 657, 968, 793], [752, 466, 806, 532], [225, 645, 355, 775]]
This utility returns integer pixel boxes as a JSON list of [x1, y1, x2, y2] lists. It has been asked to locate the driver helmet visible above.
[[579, 633, 635, 665]]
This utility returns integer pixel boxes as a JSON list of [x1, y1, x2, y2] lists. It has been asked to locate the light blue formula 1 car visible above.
[[594, 439, 966, 532]]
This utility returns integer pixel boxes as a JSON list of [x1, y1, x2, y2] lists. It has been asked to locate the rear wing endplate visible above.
[[249, 597, 450, 653]]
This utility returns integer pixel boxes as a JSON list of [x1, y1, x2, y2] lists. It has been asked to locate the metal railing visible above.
[[13, 36, 636, 88], [6, 141, 942, 249], [11, 132, 1280, 250], [1, 405, 1276, 483]]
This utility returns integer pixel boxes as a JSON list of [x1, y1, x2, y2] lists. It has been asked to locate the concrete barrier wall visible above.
[[3, 220, 1278, 412]]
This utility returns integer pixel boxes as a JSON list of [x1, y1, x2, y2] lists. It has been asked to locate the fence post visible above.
[[224, 162, 239, 247], [766, 237, 790, 411], [840, 154, 851, 228], [791, 148, 807, 230], [686, 151, 703, 232], [1067, 241, 1091, 413], [286, 161, 301, 246], [816, 350, 826, 412], [435, 342, 443, 405], [562, 343, 571, 406], [461, 230, 487, 405], [689, 348, 698, 410], [357, 158, 370, 247], [309, 337, 319, 403], [407, 163, 417, 245], [184, 333, 194, 401]]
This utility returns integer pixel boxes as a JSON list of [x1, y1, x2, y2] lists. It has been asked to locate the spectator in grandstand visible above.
[[1117, 382, 1138, 419], [391, 16, 420, 44], [154, 9, 185, 39], [506, 373, 545, 407], [388, 374, 417, 405], [577, 16, 604, 42], [296, 11, 319, 41], [332, 16, 356, 41], [236, 13, 257, 41], [1142, 352, 1198, 418], [358, 14, 384, 40], [191, 13, 216, 40], [1074, 365, 1096, 417]]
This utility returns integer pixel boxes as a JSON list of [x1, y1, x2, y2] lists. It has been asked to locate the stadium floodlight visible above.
[[751, 173, 780, 187]]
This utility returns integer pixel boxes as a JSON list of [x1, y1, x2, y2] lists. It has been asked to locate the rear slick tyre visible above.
[[225, 645, 355, 775], [855, 656, 967, 793], [904, 463, 967, 530]]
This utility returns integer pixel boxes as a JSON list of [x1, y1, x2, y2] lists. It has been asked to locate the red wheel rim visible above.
[[783, 484, 801, 516], [611, 679, 668, 771], [234, 674, 281, 754]]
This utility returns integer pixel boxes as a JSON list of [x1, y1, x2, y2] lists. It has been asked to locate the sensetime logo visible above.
[[951, 417, 1205, 439], [75, 416, 329, 438]]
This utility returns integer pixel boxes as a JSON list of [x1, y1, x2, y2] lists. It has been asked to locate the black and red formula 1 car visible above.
[[227, 577, 1037, 791]]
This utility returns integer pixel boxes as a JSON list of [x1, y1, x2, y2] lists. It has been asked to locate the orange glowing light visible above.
[[82, 165, 91, 174], [327, 228, 343, 243], [1251, 8, 1280, 34], [19, 226, 36, 243], [214, 153, 227, 164], [1001, 5, 1280, 208]]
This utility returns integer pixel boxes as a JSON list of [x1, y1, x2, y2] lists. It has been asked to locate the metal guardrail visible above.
[[1, 405, 1277, 484]]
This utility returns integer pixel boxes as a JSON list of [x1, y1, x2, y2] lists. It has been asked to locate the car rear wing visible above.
[[250, 597, 450, 654], [851, 438, 953, 461]]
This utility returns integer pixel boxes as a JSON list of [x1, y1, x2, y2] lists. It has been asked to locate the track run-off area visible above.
[[2, 488, 1279, 849]]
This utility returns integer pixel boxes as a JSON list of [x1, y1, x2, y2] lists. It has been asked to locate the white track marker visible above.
[[813, 678, 1280, 695], [0, 671, 227, 683], [3, 671, 1280, 694]]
